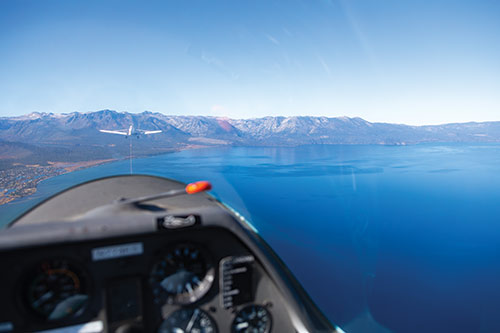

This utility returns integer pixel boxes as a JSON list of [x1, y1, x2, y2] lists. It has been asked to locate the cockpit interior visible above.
[[0, 175, 341, 333]]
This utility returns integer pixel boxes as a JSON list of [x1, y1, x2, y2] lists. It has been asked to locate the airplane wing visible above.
[[136, 129, 163, 135], [99, 129, 129, 136]]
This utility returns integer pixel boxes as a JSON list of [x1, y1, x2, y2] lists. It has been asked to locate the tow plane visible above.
[[99, 125, 162, 138]]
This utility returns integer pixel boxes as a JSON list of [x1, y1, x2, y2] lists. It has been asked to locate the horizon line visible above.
[[4, 109, 500, 127]]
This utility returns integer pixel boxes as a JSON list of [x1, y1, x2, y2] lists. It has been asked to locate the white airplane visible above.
[[99, 125, 162, 138]]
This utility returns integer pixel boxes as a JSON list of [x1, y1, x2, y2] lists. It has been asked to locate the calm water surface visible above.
[[2, 144, 500, 333]]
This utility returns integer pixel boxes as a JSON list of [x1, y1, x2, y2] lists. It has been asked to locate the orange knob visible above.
[[185, 181, 212, 194]]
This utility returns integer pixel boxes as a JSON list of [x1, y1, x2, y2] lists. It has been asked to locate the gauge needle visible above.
[[235, 322, 249, 330], [32, 291, 54, 308], [185, 309, 199, 332]]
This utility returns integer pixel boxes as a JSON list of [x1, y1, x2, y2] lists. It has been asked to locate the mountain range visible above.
[[1, 110, 500, 168]]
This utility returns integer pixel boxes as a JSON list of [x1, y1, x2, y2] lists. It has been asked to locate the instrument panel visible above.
[[0, 226, 287, 333]]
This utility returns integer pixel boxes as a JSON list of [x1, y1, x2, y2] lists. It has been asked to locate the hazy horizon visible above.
[[4, 109, 500, 127]]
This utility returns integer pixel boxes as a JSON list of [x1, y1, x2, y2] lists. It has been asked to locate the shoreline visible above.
[[0, 144, 210, 207], [0, 159, 117, 206]]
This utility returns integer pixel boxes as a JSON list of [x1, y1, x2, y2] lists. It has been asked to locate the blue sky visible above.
[[0, 0, 499, 125]]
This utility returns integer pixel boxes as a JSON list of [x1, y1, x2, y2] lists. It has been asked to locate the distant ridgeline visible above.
[[1, 110, 500, 169]]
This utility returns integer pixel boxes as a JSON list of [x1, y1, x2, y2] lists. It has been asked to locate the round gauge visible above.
[[25, 259, 89, 321], [158, 308, 217, 333], [232, 305, 272, 333], [149, 243, 214, 305]]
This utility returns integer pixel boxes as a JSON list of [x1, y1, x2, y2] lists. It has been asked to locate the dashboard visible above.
[[0, 175, 338, 333]]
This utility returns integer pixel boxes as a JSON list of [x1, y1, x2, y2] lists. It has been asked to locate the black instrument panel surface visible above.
[[0, 227, 267, 333]]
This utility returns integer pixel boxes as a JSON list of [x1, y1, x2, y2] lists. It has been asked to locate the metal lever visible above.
[[118, 181, 212, 205]]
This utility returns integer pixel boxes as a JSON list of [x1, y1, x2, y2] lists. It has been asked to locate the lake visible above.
[[2, 144, 500, 333]]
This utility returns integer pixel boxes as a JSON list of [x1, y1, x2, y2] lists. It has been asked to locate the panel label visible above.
[[91, 242, 143, 261]]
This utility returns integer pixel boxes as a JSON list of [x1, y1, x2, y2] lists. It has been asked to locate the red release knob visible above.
[[185, 181, 212, 194]]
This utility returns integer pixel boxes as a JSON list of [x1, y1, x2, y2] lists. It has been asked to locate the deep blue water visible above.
[[2, 144, 500, 332]]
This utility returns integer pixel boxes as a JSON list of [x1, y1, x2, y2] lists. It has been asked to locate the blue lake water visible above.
[[2, 144, 500, 332]]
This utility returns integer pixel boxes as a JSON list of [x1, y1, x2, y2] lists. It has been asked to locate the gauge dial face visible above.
[[25, 259, 89, 321], [232, 305, 272, 333], [158, 308, 217, 333], [150, 243, 214, 305]]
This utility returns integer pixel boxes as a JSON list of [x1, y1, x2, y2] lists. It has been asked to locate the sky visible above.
[[0, 0, 499, 125]]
